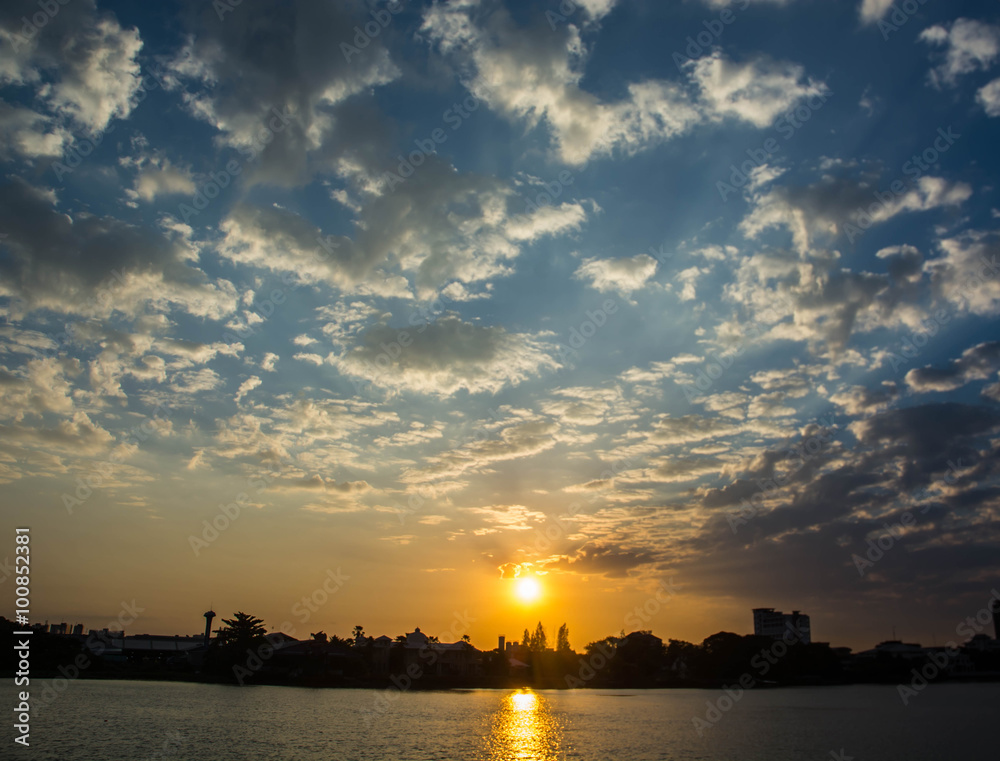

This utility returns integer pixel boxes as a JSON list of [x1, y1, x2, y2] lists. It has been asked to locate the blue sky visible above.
[[2, 0, 1000, 650]]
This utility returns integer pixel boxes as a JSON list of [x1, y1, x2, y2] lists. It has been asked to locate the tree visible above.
[[216, 612, 267, 650], [556, 623, 571, 652], [461, 634, 471, 644], [310, 631, 328, 643], [522, 628, 531, 648], [352, 625, 365, 641], [530, 622, 548, 652]]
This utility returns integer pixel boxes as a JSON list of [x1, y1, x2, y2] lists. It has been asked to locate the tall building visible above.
[[753, 608, 811, 644]]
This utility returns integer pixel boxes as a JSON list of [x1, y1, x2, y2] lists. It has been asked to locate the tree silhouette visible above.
[[530, 622, 548, 652], [556, 623, 571, 652], [352, 625, 365, 641], [522, 627, 531, 648], [310, 631, 328, 643], [216, 612, 267, 650], [461, 634, 471, 644]]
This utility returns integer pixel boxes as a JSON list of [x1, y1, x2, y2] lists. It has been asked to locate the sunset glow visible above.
[[515, 578, 542, 604]]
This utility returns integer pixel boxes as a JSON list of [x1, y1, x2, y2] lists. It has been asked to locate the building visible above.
[[355, 629, 482, 678], [753, 608, 811, 644]]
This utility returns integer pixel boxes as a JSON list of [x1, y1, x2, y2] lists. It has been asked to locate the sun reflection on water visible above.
[[481, 689, 564, 761]]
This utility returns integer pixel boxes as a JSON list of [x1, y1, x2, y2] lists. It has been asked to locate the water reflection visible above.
[[481, 689, 564, 760]]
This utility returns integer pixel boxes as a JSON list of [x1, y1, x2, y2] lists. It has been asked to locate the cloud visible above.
[[850, 403, 1000, 458], [858, 0, 894, 24], [924, 230, 1000, 317], [550, 543, 656, 578], [978, 78, 1000, 116], [573, 254, 657, 296], [165, 0, 401, 186], [919, 18, 1000, 88], [220, 158, 589, 297], [905, 342, 1000, 393], [460, 503, 547, 531], [688, 52, 827, 129], [0, 102, 71, 159], [741, 173, 971, 255], [0, 411, 114, 455], [830, 383, 899, 415], [576, 0, 620, 20], [421, 3, 824, 165], [332, 315, 560, 396], [125, 156, 196, 202], [403, 414, 559, 484], [0, 357, 79, 422], [721, 244, 928, 352], [234, 376, 263, 403], [170, 368, 223, 394], [0, 1, 143, 134], [505, 202, 588, 242], [0, 178, 238, 320]]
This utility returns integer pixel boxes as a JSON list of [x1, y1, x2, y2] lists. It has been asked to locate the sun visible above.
[[515, 576, 541, 603]]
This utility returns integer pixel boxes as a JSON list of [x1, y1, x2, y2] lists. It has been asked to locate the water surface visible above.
[[5, 679, 996, 759]]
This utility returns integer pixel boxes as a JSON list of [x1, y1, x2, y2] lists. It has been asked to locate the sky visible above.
[[1, 0, 999, 653]]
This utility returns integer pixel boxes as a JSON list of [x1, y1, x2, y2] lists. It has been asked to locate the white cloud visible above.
[[421, 3, 824, 165], [676, 266, 707, 302], [689, 53, 828, 128], [126, 158, 196, 202], [924, 230, 1000, 317], [505, 202, 587, 242], [170, 368, 223, 394], [575, 0, 620, 20], [920, 18, 1000, 88], [858, 0, 894, 24], [234, 376, 262, 403], [41, 17, 143, 133], [0, 103, 71, 159], [977, 78, 1000, 116], [573, 254, 658, 296], [1, 4, 143, 135]]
